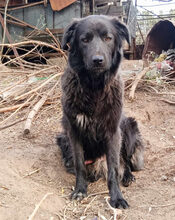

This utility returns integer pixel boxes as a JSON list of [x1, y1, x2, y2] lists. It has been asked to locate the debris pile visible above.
[[0, 40, 67, 133], [123, 49, 175, 101]]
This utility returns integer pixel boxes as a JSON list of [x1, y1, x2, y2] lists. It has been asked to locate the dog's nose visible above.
[[92, 55, 104, 65]]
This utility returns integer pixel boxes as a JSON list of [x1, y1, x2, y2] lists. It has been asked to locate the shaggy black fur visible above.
[[57, 15, 144, 209], [57, 116, 144, 185]]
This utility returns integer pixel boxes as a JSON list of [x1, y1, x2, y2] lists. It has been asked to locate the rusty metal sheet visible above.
[[0, 0, 25, 7], [50, 0, 77, 11]]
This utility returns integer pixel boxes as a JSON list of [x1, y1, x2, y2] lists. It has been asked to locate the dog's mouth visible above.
[[90, 66, 106, 74]]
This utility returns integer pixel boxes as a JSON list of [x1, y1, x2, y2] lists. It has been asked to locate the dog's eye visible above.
[[82, 38, 89, 43], [104, 36, 112, 42]]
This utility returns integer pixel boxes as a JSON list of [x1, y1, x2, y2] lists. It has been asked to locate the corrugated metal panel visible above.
[[50, 0, 77, 11]]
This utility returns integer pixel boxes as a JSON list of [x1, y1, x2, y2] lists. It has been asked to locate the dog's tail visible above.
[[56, 133, 75, 174]]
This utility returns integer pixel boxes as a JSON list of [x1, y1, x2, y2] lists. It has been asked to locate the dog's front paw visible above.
[[122, 172, 135, 187], [71, 188, 87, 201], [110, 197, 129, 209]]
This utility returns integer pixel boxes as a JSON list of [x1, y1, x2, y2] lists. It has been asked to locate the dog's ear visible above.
[[111, 18, 130, 45], [62, 20, 79, 50]]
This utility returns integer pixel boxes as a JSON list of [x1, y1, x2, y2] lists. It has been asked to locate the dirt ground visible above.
[[0, 60, 175, 220]]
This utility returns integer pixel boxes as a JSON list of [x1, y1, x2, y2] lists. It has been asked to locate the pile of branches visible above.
[[124, 64, 175, 102], [0, 38, 67, 133]]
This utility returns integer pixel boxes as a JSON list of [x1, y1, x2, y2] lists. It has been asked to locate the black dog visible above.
[[57, 15, 144, 209]]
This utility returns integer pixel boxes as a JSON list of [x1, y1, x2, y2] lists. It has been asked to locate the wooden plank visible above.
[[50, 0, 77, 11]]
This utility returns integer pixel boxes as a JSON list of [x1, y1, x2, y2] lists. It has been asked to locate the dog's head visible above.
[[62, 15, 130, 76]]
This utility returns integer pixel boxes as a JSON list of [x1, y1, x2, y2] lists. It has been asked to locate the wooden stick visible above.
[[24, 94, 47, 134], [87, 190, 109, 198], [45, 28, 61, 49], [0, 100, 56, 114], [6, 18, 26, 27], [23, 168, 41, 178], [105, 197, 122, 220], [84, 196, 97, 215], [98, 212, 108, 220], [129, 67, 151, 100], [157, 92, 175, 95], [45, 28, 67, 62], [0, 185, 9, 190], [0, 103, 30, 113], [15, 72, 62, 101], [23, 80, 59, 134], [0, 118, 26, 131], [28, 193, 53, 220], [160, 99, 175, 105], [138, 203, 175, 208]]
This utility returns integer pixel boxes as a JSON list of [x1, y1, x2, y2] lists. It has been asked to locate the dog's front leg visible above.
[[106, 130, 129, 209], [69, 134, 87, 200]]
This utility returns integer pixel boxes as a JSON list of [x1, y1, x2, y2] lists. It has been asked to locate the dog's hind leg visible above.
[[56, 133, 75, 174], [121, 163, 135, 187]]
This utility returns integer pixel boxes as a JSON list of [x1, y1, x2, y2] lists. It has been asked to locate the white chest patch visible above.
[[76, 114, 89, 129]]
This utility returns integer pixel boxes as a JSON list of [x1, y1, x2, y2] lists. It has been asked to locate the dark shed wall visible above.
[[0, 2, 81, 43]]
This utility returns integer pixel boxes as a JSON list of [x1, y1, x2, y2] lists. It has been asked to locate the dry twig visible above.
[[0, 103, 30, 113], [23, 168, 41, 178], [87, 190, 109, 198], [129, 67, 151, 100], [0, 94, 35, 126], [0, 118, 26, 131], [139, 202, 175, 208], [24, 94, 48, 134], [15, 72, 62, 101], [105, 197, 122, 220], [83, 195, 98, 215], [0, 40, 67, 61], [28, 192, 53, 220], [160, 99, 175, 105]]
